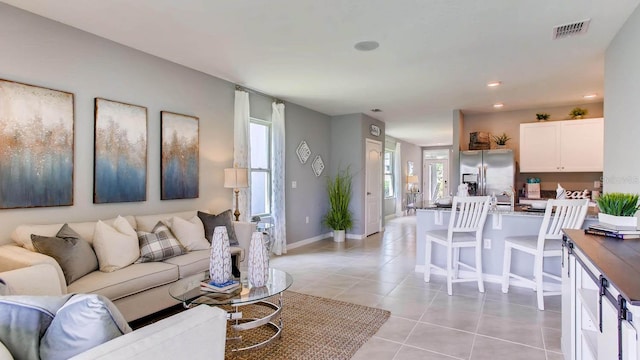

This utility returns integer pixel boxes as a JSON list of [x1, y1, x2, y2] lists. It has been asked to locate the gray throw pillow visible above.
[[0, 294, 73, 360], [40, 294, 131, 360], [136, 222, 185, 263], [198, 210, 239, 246], [31, 224, 99, 285]]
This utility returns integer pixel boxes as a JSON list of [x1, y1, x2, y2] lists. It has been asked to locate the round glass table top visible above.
[[168, 268, 293, 307]]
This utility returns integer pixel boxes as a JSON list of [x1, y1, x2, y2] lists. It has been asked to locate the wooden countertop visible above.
[[564, 228, 640, 305]]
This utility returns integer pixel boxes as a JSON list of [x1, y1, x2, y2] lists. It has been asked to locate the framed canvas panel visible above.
[[0, 79, 74, 209], [161, 111, 199, 200], [94, 98, 147, 203]]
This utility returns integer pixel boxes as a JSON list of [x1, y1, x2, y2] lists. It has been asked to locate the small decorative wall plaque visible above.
[[312, 155, 325, 177], [296, 140, 311, 164], [369, 124, 381, 137]]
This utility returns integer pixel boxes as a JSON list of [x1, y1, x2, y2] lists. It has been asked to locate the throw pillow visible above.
[[169, 215, 210, 251], [0, 294, 73, 360], [136, 222, 185, 263], [93, 216, 140, 272], [40, 294, 131, 360], [198, 210, 239, 246], [31, 224, 99, 285]]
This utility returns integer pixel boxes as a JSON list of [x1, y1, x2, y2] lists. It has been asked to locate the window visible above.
[[384, 150, 394, 198], [249, 119, 271, 216]]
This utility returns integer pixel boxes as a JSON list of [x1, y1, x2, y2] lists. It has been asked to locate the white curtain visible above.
[[394, 142, 403, 216], [233, 89, 250, 221], [271, 102, 286, 255]]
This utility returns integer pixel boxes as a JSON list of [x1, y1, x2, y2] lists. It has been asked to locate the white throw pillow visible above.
[[169, 216, 210, 251], [93, 216, 140, 272]]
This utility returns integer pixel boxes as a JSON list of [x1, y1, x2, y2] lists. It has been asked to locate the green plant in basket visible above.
[[596, 193, 640, 216], [536, 113, 550, 121], [492, 132, 511, 146], [569, 107, 588, 119], [322, 167, 353, 230]]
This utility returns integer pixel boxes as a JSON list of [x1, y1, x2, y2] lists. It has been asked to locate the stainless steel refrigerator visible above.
[[460, 149, 515, 203]]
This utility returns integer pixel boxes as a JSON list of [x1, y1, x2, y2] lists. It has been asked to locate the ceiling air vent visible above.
[[553, 19, 591, 40]]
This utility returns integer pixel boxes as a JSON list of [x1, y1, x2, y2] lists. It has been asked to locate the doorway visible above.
[[365, 139, 382, 236], [423, 149, 450, 205]]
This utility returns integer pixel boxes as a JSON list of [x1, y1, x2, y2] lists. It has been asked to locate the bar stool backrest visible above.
[[537, 199, 589, 251], [449, 196, 491, 237]]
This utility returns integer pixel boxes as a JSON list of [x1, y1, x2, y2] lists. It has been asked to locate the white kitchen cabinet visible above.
[[520, 118, 603, 172]]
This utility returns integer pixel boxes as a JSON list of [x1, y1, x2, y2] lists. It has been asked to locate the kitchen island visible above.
[[415, 205, 597, 287]]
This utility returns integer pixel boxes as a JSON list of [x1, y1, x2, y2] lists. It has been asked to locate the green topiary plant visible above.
[[536, 113, 550, 121], [569, 107, 588, 119], [596, 192, 640, 216], [322, 167, 353, 230], [492, 132, 511, 146]]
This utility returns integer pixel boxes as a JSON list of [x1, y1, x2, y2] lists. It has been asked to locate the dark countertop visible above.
[[564, 228, 640, 305]]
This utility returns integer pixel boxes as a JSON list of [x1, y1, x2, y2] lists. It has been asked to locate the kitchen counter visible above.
[[564, 228, 640, 305]]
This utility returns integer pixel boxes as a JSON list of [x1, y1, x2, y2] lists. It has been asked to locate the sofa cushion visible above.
[[0, 294, 73, 360], [11, 216, 136, 250], [67, 262, 179, 301], [168, 216, 210, 251], [0, 340, 11, 360], [31, 224, 98, 285], [93, 217, 140, 273], [198, 210, 239, 246], [40, 294, 131, 360], [136, 222, 185, 263], [0, 279, 9, 296], [162, 250, 209, 278]]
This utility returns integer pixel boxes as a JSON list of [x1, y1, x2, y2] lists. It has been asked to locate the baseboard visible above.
[[414, 265, 561, 292], [385, 214, 396, 221], [346, 233, 366, 240], [286, 233, 331, 250]]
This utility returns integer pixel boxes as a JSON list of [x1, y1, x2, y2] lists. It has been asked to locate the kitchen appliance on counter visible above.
[[460, 149, 515, 203]]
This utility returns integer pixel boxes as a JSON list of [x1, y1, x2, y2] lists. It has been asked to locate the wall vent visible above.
[[553, 19, 591, 40]]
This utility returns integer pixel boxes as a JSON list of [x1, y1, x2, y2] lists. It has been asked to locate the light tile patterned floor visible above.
[[270, 216, 563, 360]]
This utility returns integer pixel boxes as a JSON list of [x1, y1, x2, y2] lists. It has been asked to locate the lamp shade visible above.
[[407, 175, 419, 184], [224, 168, 249, 189]]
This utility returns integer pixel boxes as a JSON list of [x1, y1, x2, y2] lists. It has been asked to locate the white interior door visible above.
[[423, 159, 449, 204], [365, 139, 382, 236]]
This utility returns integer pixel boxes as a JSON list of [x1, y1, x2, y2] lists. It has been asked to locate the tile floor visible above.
[[270, 216, 563, 360]]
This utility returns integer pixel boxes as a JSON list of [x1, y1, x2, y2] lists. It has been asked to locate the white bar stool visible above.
[[501, 199, 589, 310], [424, 196, 491, 296]]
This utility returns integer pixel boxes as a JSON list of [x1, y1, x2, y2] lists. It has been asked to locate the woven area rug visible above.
[[224, 291, 390, 360]]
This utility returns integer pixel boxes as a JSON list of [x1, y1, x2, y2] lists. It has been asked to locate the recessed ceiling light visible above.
[[583, 93, 597, 99], [370, 108, 382, 112], [493, 103, 504, 108], [354, 41, 380, 51], [487, 81, 502, 87]]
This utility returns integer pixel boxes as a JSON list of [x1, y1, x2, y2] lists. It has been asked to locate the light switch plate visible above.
[[292, 181, 297, 188]]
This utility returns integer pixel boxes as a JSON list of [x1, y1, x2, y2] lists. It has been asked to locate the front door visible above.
[[365, 139, 382, 236], [423, 159, 449, 204]]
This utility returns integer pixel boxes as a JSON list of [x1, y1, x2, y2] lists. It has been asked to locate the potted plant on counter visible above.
[[323, 167, 353, 242], [569, 107, 588, 119], [596, 192, 640, 230], [492, 132, 511, 149]]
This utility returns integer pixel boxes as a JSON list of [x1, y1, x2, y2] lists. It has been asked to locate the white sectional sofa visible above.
[[0, 210, 255, 321]]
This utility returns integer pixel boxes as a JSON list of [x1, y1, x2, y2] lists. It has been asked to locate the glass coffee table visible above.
[[168, 268, 293, 352]]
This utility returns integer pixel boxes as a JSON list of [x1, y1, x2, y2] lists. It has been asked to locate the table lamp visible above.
[[224, 167, 249, 221], [407, 175, 419, 192]]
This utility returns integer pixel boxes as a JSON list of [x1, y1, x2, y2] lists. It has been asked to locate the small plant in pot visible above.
[[596, 192, 640, 230], [536, 113, 550, 121], [492, 133, 511, 148], [322, 167, 353, 242], [569, 107, 588, 119]]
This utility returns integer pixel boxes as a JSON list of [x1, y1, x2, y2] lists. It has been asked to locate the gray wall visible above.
[[604, 5, 640, 198], [0, 3, 331, 245]]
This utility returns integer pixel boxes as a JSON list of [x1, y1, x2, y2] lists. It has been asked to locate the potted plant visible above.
[[596, 192, 640, 230], [322, 167, 353, 242], [492, 132, 511, 148], [569, 107, 588, 119], [536, 113, 550, 121]]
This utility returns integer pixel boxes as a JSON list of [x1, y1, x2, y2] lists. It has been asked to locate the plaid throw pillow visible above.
[[136, 222, 185, 263]]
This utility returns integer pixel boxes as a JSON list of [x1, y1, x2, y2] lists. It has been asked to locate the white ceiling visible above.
[[4, 0, 639, 146]]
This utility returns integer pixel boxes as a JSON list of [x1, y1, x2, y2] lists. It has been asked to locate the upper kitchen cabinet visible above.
[[520, 118, 603, 172]]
